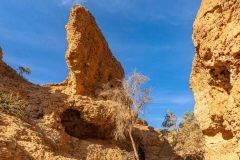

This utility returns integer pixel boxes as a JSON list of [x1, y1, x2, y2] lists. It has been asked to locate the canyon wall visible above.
[[0, 4, 177, 160], [190, 0, 240, 159]]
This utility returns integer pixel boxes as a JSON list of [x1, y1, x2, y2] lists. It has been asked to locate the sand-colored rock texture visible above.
[[190, 0, 240, 159], [64, 5, 124, 96], [0, 4, 180, 160]]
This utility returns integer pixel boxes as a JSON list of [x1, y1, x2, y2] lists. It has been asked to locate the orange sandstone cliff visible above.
[[0, 4, 177, 160], [190, 0, 240, 159], [64, 5, 124, 96]]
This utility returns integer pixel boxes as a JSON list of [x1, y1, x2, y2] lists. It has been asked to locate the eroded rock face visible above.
[[65, 5, 124, 95], [0, 5, 130, 159], [0, 4, 175, 160], [190, 0, 240, 159]]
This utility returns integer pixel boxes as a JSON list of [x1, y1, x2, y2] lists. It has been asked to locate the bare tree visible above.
[[114, 71, 151, 160]]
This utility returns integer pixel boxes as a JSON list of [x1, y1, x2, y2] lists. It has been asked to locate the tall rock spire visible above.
[[65, 4, 124, 95]]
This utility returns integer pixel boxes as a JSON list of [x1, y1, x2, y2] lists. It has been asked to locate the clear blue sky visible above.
[[0, 0, 201, 128]]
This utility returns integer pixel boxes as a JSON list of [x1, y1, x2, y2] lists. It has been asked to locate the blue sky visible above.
[[0, 0, 201, 128]]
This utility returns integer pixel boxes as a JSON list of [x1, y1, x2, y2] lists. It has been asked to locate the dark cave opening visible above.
[[60, 109, 105, 139], [209, 65, 232, 92], [138, 145, 145, 160], [209, 66, 230, 83]]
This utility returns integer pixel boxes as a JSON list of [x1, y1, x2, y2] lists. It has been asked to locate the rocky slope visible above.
[[0, 4, 179, 160], [190, 0, 240, 159]]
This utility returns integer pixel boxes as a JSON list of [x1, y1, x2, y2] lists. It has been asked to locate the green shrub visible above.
[[174, 111, 204, 159], [0, 92, 27, 118], [162, 111, 177, 130], [18, 65, 32, 77]]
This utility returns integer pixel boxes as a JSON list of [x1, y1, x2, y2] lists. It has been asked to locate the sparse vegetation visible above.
[[18, 65, 32, 77], [162, 111, 177, 130], [159, 111, 204, 159], [0, 92, 27, 118], [114, 71, 151, 160], [174, 111, 204, 159]]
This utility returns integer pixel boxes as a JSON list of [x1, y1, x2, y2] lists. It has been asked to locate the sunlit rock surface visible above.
[[190, 0, 240, 159]]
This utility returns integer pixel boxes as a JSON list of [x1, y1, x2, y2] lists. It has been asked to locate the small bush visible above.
[[162, 111, 177, 130], [158, 111, 204, 159], [18, 65, 32, 77], [174, 111, 204, 159], [0, 92, 27, 118]]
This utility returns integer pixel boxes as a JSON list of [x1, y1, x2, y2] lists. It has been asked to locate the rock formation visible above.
[[190, 0, 240, 159], [0, 4, 130, 160], [0, 4, 180, 160], [64, 5, 124, 95]]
